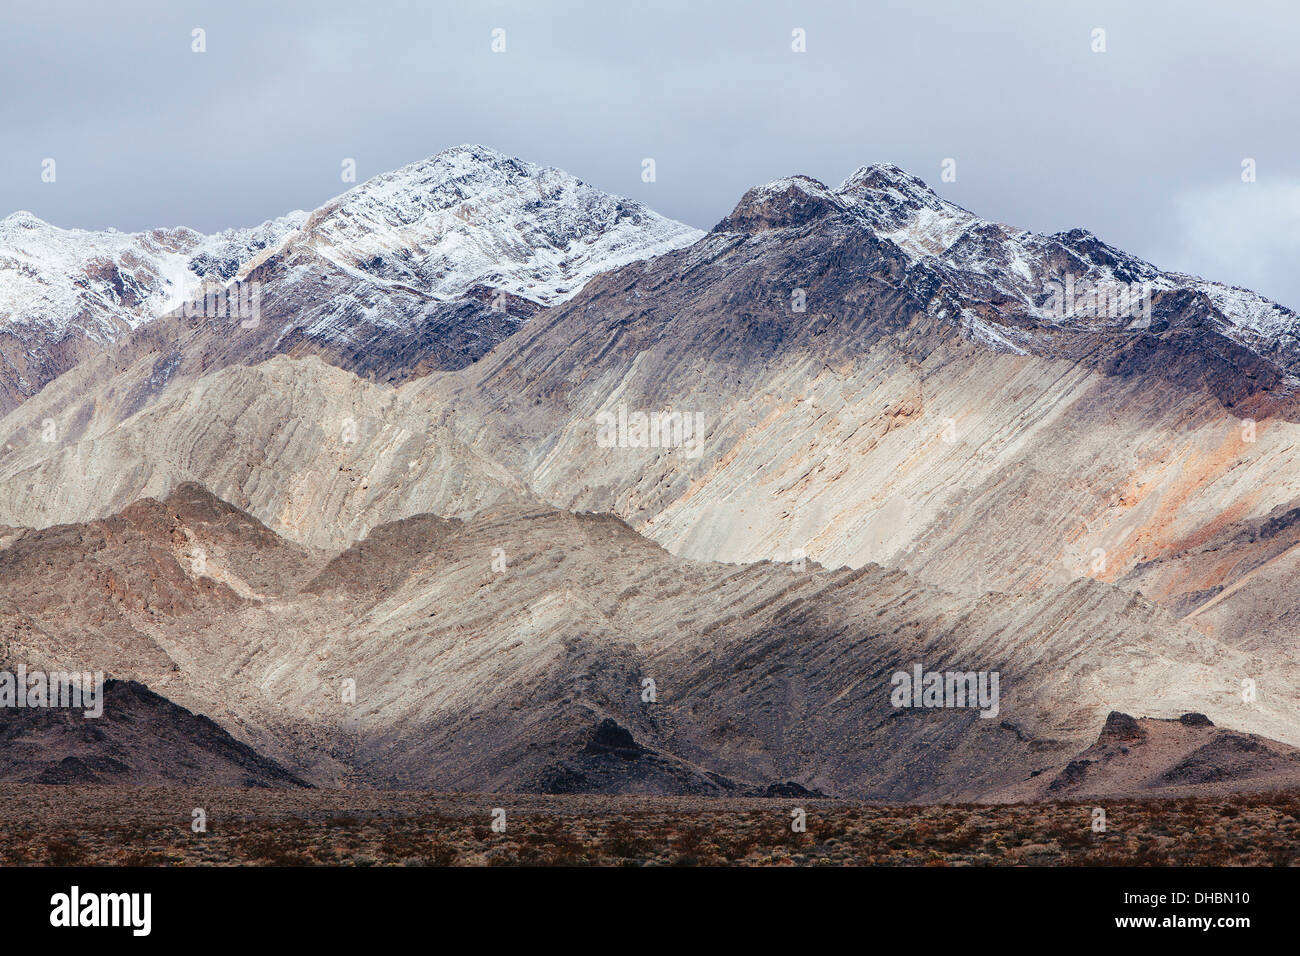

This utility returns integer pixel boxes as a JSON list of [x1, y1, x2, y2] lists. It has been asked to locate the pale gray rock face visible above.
[[1, 153, 1299, 798]]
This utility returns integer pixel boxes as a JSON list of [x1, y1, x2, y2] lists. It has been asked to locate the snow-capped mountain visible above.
[[0, 210, 305, 412], [178, 144, 703, 381], [8, 159, 1300, 804], [292, 144, 702, 313], [0, 210, 306, 344], [0, 145, 702, 409], [723, 164, 1299, 371], [218, 143, 699, 361]]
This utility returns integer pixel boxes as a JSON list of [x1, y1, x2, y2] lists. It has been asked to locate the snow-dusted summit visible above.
[[295, 144, 702, 307], [0, 210, 305, 345], [0, 145, 703, 408], [717, 162, 1299, 370], [840, 163, 1296, 351]]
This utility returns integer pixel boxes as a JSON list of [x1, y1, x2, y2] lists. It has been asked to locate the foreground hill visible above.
[[0, 679, 308, 787], [0, 483, 1288, 799], [986, 711, 1300, 801]]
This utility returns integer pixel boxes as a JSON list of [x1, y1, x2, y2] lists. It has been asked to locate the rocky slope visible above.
[[2, 157, 1299, 799], [0, 679, 309, 787], [987, 711, 1300, 801], [412, 164, 1300, 629], [0, 484, 1288, 798], [4, 164, 1300, 637]]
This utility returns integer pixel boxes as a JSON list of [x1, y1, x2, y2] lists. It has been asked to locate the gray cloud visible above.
[[2, 0, 1297, 307]]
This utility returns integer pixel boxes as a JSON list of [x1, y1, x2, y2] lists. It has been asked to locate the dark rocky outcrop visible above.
[[0, 679, 309, 788]]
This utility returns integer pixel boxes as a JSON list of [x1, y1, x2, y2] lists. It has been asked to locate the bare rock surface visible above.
[[0, 485, 1290, 799], [988, 711, 1300, 801], [0, 679, 308, 788]]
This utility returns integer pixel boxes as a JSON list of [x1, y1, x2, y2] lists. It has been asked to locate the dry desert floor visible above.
[[0, 785, 1297, 866]]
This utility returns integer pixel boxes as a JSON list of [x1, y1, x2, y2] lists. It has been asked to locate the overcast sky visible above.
[[2, 0, 1298, 307]]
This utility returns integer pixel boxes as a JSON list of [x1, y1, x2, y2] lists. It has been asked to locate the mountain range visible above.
[[1, 145, 1297, 800]]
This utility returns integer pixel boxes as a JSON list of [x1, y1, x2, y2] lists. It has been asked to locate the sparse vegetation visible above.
[[0, 784, 1296, 866]]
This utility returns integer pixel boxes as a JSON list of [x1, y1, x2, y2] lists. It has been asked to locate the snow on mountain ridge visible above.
[[717, 158, 1294, 369], [0, 143, 701, 347], [0, 145, 703, 410], [734, 162, 1298, 360], [0, 210, 306, 344], [5, 148, 1296, 404], [298, 144, 703, 306]]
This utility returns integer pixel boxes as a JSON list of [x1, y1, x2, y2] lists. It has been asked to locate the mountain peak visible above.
[[297, 144, 702, 308], [325, 145, 538, 212], [713, 175, 845, 234], [435, 142, 515, 162], [837, 162, 955, 213], [840, 161, 930, 189], [0, 210, 49, 232], [398, 143, 535, 183]]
